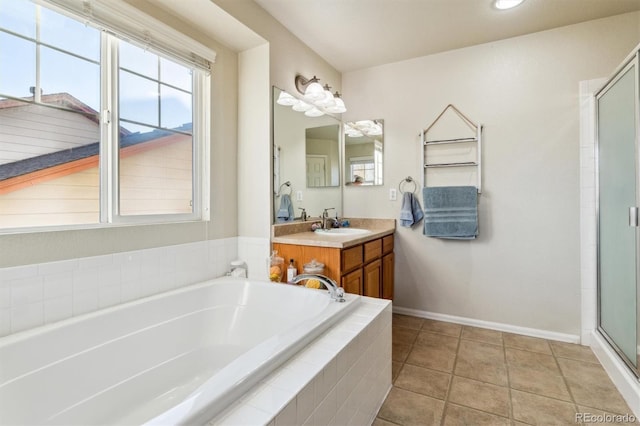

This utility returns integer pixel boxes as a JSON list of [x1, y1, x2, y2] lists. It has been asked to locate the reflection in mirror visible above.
[[344, 120, 384, 186], [273, 87, 342, 223], [306, 125, 340, 187]]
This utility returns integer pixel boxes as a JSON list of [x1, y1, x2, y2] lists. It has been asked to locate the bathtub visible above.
[[0, 277, 360, 425]]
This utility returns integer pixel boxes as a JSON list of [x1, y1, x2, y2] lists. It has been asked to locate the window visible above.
[[0, 0, 212, 231]]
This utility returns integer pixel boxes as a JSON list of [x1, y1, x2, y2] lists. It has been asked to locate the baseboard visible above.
[[590, 331, 640, 419], [393, 306, 580, 344]]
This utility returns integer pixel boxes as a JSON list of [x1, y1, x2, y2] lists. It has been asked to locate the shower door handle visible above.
[[629, 207, 639, 227]]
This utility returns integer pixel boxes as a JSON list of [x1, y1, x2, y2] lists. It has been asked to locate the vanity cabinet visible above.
[[272, 233, 394, 300]]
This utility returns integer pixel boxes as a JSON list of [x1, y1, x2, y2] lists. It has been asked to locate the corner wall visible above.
[[342, 12, 640, 336]]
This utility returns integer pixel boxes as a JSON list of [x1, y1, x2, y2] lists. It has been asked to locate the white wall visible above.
[[342, 12, 640, 336]]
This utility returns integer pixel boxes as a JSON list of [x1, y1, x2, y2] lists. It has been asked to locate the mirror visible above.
[[344, 120, 384, 186], [273, 87, 342, 223]]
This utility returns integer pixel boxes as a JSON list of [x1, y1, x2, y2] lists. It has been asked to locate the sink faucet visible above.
[[291, 274, 346, 302], [322, 208, 335, 229]]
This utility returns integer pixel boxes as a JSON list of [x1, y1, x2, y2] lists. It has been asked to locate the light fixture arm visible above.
[[295, 74, 320, 96]]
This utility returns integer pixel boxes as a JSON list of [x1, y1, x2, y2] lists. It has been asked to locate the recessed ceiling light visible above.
[[494, 0, 525, 10]]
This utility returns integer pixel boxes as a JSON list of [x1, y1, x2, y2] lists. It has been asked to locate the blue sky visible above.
[[0, 0, 192, 133]]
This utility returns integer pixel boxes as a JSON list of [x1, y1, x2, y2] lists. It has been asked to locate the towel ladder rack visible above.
[[420, 104, 483, 194]]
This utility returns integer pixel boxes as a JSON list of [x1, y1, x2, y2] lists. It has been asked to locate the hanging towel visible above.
[[276, 194, 294, 222], [399, 192, 424, 228], [423, 186, 478, 240]]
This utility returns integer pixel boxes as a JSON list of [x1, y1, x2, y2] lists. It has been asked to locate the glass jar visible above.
[[267, 250, 284, 282], [230, 260, 248, 278], [303, 258, 325, 275]]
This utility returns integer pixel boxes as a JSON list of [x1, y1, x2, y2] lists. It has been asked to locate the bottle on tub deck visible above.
[[268, 250, 284, 282], [287, 259, 297, 283], [229, 260, 248, 278]]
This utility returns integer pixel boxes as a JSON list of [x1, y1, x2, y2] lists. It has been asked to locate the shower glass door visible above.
[[597, 56, 639, 375]]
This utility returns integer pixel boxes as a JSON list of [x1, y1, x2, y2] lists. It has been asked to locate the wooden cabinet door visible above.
[[363, 259, 381, 298], [382, 252, 394, 300], [342, 269, 363, 295]]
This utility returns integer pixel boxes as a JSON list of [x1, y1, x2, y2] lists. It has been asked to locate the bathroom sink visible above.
[[314, 228, 371, 236]]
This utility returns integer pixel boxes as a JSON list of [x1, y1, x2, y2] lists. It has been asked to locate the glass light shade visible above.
[[326, 97, 346, 113], [367, 124, 383, 136], [304, 107, 324, 117], [276, 91, 297, 106], [494, 0, 524, 9], [315, 90, 336, 107], [347, 129, 364, 137], [292, 100, 313, 112], [303, 81, 325, 101]]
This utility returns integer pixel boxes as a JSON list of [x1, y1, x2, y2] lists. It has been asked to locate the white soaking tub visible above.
[[0, 277, 360, 425]]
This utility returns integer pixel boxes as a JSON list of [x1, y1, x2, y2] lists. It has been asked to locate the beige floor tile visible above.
[[505, 347, 560, 375], [392, 361, 403, 383], [508, 365, 572, 402], [448, 376, 510, 418], [415, 330, 459, 351], [421, 319, 462, 337], [406, 341, 457, 373], [372, 417, 401, 426], [558, 358, 632, 415], [378, 387, 445, 426], [442, 403, 510, 426], [577, 405, 640, 425], [461, 326, 503, 346], [549, 341, 599, 364], [511, 389, 578, 425], [395, 363, 451, 400], [393, 342, 411, 363], [503, 333, 552, 355], [393, 314, 425, 330], [454, 339, 508, 386], [393, 326, 419, 345]]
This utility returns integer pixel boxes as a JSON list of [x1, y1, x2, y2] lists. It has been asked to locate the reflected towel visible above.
[[423, 186, 478, 239], [399, 192, 424, 228], [276, 194, 294, 222]]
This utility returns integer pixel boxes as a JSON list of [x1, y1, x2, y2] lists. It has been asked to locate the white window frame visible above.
[[0, 0, 213, 234]]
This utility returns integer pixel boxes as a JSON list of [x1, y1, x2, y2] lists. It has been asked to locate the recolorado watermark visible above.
[[575, 412, 637, 423]]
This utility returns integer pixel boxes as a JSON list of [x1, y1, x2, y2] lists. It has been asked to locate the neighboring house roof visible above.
[[0, 93, 131, 137], [0, 123, 192, 194]]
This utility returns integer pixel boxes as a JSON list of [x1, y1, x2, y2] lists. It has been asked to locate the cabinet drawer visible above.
[[363, 239, 382, 263], [382, 235, 394, 254], [342, 245, 363, 272]]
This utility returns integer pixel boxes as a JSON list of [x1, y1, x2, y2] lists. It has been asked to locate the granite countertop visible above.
[[271, 218, 396, 249]]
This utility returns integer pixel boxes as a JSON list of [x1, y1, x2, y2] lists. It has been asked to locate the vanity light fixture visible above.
[[493, 0, 525, 10], [294, 74, 347, 114], [345, 120, 383, 137]]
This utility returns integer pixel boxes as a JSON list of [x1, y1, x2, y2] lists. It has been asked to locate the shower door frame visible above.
[[595, 51, 640, 379]]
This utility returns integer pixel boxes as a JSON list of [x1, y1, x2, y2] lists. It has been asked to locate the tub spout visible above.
[[291, 274, 346, 302]]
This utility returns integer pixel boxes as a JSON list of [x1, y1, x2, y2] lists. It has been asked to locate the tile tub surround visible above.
[[375, 314, 638, 426], [210, 297, 392, 425], [0, 238, 240, 337], [272, 218, 396, 248]]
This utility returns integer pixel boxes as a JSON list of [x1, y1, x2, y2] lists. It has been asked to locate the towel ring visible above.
[[277, 181, 292, 196], [399, 177, 417, 194]]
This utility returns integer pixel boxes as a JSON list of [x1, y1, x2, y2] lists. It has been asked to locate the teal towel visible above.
[[399, 192, 424, 227], [276, 194, 294, 222], [423, 186, 478, 239]]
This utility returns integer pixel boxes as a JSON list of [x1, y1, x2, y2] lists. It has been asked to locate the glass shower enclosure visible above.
[[596, 51, 640, 377]]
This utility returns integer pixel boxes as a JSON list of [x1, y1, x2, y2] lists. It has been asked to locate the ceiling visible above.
[[253, 0, 640, 72]]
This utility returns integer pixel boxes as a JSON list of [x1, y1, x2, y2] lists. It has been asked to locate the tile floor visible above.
[[374, 314, 638, 426]]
